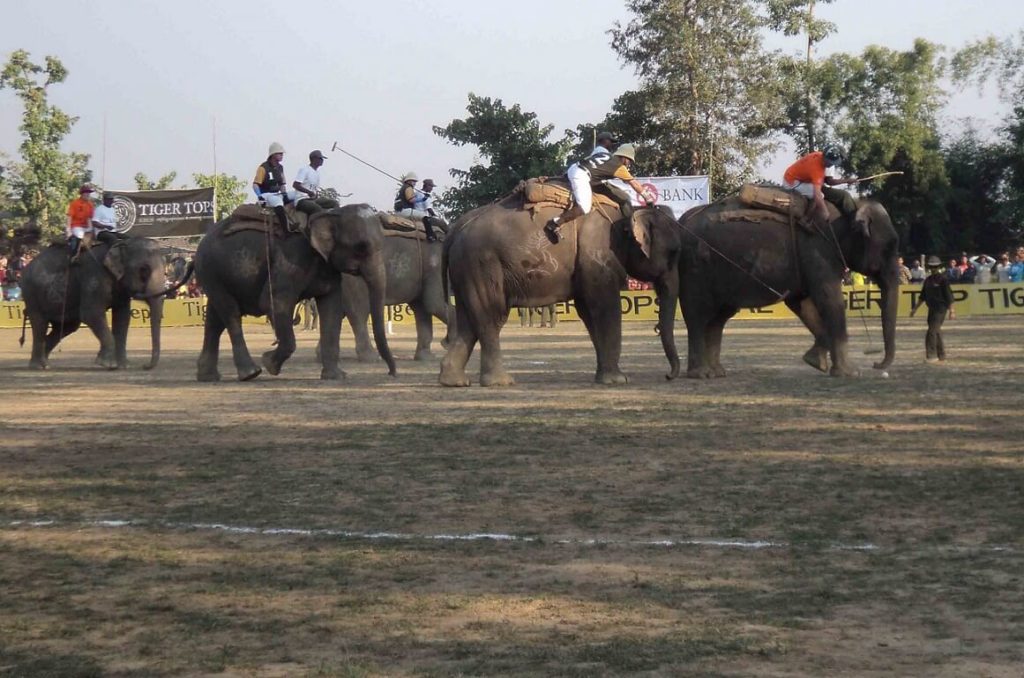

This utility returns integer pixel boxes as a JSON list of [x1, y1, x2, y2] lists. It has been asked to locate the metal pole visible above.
[[212, 116, 218, 219]]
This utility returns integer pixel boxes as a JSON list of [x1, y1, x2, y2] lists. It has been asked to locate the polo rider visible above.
[[394, 171, 437, 242], [783, 145, 859, 223], [544, 143, 655, 244], [66, 184, 95, 259], [253, 142, 297, 237], [292, 149, 340, 216], [92, 191, 124, 244]]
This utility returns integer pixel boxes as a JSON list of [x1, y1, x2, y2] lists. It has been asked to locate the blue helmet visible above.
[[823, 145, 844, 168]]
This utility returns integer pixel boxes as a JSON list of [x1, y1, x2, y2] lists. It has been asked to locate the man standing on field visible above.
[[910, 256, 955, 363]]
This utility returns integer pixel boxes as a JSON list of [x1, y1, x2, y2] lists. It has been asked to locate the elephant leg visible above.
[[786, 296, 829, 372], [197, 306, 225, 382], [261, 296, 299, 376], [410, 300, 435, 361], [82, 308, 117, 370], [345, 288, 375, 362], [45, 317, 81, 360], [111, 302, 132, 369], [477, 305, 513, 387], [681, 296, 714, 379], [809, 280, 856, 377], [439, 299, 477, 387], [704, 307, 737, 378], [314, 290, 345, 380], [421, 273, 454, 349], [207, 290, 260, 381], [28, 311, 51, 369], [576, 282, 628, 385]]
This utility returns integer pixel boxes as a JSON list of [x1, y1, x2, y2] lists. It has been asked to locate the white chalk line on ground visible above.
[[3, 518, 1019, 554]]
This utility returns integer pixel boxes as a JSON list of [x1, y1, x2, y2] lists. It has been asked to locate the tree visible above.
[[997, 106, 1024, 241], [767, 0, 838, 152], [951, 31, 1024, 107], [808, 40, 950, 252], [607, 0, 789, 192], [433, 93, 572, 217], [0, 49, 90, 238], [192, 173, 247, 221], [134, 171, 177, 191], [942, 125, 1014, 253]]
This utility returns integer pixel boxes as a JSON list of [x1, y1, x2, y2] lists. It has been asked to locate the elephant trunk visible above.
[[655, 274, 681, 379], [144, 294, 164, 370], [364, 256, 397, 376], [874, 267, 899, 370]]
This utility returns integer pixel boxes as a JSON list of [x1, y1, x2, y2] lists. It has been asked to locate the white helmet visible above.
[[614, 143, 636, 161], [401, 171, 418, 182], [267, 142, 285, 157]]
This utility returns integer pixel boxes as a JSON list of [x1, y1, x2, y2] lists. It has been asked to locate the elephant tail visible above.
[[142, 260, 195, 301], [18, 311, 27, 347]]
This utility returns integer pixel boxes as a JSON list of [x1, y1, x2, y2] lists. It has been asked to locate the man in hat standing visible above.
[[253, 142, 297, 237], [910, 256, 956, 362], [394, 172, 437, 242], [293, 149, 339, 216], [66, 184, 96, 259]]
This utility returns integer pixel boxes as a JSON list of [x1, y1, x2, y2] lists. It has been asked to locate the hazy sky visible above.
[[1, 1, 1019, 209]]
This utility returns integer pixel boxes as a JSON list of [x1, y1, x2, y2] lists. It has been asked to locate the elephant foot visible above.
[[197, 370, 222, 382], [261, 351, 283, 376], [413, 349, 433, 361], [829, 364, 860, 378], [320, 367, 346, 380], [439, 370, 470, 387], [711, 364, 727, 378], [481, 369, 515, 387], [596, 369, 629, 385], [355, 350, 378, 363], [28, 360, 48, 371], [686, 366, 714, 379], [116, 361, 130, 370], [802, 347, 829, 373], [237, 366, 262, 382], [99, 358, 118, 371]]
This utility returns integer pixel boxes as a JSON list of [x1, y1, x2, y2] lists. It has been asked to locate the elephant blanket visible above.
[[519, 177, 618, 213], [224, 204, 309, 236], [379, 213, 446, 242]]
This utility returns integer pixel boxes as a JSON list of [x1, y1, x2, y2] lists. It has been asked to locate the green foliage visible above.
[[432, 93, 572, 217], [941, 126, 1013, 253], [192, 173, 247, 221], [951, 30, 1024, 106], [808, 40, 950, 251], [997, 106, 1024, 240], [134, 171, 178, 191], [0, 49, 91, 239], [606, 0, 788, 191]]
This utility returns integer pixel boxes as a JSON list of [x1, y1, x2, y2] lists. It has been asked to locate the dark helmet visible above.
[[823, 145, 844, 168]]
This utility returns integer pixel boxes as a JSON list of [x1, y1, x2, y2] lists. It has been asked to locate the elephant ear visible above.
[[630, 210, 654, 259], [853, 203, 873, 239], [308, 216, 334, 261], [103, 245, 127, 280]]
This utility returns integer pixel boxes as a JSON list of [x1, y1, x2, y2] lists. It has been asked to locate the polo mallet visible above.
[[857, 306, 884, 355]]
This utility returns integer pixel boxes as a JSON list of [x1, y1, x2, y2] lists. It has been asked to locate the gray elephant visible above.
[[676, 196, 899, 378], [342, 229, 454, 362], [440, 199, 682, 386], [194, 204, 396, 381], [20, 238, 177, 370]]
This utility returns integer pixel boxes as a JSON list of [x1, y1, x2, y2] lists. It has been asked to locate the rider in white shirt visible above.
[[292, 150, 339, 215]]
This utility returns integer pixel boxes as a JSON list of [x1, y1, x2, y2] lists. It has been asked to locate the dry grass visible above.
[[0, 316, 1022, 676]]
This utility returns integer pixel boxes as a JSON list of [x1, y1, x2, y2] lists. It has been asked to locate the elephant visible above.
[[194, 204, 396, 382], [676, 197, 899, 378], [342, 229, 454, 362], [439, 199, 682, 386], [20, 238, 178, 370]]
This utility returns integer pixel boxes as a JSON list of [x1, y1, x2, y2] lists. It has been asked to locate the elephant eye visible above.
[[353, 242, 370, 259]]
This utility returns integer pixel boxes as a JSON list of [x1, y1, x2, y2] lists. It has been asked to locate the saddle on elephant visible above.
[[717, 184, 840, 230], [223, 203, 310, 237], [379, 212, 447, 242], [517, 177, 656, 257]]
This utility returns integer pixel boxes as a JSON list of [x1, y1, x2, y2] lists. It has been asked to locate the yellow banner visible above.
[[2, 283, 1021, 329]]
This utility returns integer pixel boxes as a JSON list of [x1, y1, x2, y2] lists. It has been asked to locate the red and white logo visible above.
[[638, 183, 659, 204]]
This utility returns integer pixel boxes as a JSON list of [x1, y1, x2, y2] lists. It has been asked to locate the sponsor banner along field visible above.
[[2, 283, 1022, 329]]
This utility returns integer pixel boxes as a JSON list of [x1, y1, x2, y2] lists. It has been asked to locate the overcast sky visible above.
[[1, 1, 1019, 209]]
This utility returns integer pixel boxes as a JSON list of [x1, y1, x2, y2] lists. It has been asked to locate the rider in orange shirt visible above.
[[66, 184, 96, 259], [783, 146, 858, 222]]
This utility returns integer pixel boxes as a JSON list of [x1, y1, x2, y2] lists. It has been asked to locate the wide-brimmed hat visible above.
[[401, 171, 418, 182], [926, 255, 942, 267], [267, 142, 285, 157], [614, 143, 636, 161]]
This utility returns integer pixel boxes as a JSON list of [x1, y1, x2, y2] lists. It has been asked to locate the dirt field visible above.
[[1, 316, 1022, 677]]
